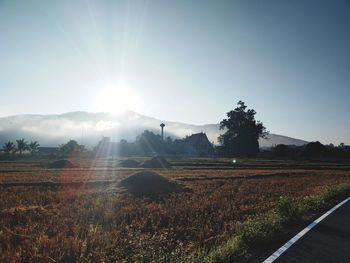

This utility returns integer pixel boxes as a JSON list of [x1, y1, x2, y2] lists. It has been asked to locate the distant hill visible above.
[[259, 133, 308, 148], [0, 111, 308, 148]]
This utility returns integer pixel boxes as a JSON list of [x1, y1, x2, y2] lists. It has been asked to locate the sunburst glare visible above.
[[95, 85, 140, 114]]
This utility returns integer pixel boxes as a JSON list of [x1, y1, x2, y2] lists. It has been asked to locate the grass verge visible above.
[[193, 183, 350, 263]]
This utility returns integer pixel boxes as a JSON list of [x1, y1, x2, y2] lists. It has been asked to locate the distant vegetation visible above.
[[217, 100, 268, 157], [1, 136, 350, 161], [1, 139, 39, 156], [59, 140, 85, 155], [93, 131, 214, 157], [263, 141, 350, 160]]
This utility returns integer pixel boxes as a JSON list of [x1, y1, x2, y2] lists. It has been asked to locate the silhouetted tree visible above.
[[136, 130, 164, 155], [302, 141, 329, 158], [118, 139, 130, 155], [165, 136, 173, 145], [2, 141, 16, 155], [16, 139, 29, 155], [274, 144, 288, 157], [59, 140, 84, 155], [29, 141, 40, 155], [218, 101, 268, 157]]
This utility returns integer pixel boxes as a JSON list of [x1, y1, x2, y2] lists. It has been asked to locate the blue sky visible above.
[[1, 0, 349, 144]]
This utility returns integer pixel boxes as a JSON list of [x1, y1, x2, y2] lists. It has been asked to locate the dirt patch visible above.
[[49, 159, 76, 169], [119, 171, 188, 198], [119, 159, 140, 168], [141, 156, 171, 168]]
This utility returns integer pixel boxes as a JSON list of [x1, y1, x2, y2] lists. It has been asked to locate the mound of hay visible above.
[[49, 159, 76, 169], [119, 171, 185, 198], [118, 159, 140, 168], [141, 156, 171, 168]]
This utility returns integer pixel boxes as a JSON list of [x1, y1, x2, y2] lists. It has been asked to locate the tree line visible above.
[[94, 130, 213, 157], [2, 139, 40, 155]]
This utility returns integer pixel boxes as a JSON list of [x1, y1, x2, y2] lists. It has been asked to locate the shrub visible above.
[[275, 196, 301, 222]]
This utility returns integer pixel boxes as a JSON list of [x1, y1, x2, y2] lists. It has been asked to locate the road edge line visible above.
[[262, 196, 350, 263]]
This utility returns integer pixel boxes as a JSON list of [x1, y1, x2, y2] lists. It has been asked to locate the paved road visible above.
[[274, 199, 350, 263]]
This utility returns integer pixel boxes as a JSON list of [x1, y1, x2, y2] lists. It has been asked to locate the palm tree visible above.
[[29, 141, 40, 155], [16, 139, 29, 155], [2, 141, 15, 155]]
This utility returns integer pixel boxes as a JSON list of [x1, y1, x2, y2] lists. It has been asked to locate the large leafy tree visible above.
[[2, 141, 16, 155], [16, 139, 29, 155], [218, 101, 268, 157], [59, 140, 84, 155]]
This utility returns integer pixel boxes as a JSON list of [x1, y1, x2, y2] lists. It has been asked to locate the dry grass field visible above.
[[1, 158, 350, 262]]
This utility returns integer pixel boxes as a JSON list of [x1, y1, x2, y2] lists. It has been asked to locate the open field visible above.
[[1, 158, 350, 262]]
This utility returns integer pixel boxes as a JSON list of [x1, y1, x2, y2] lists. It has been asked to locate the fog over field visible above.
[[0, 111, 307, 148]]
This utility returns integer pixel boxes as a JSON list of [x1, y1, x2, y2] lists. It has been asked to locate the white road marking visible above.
[[263, 196, 350, 263]]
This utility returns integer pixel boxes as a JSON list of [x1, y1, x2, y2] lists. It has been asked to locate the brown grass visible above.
[[0, 159, 350, 262]]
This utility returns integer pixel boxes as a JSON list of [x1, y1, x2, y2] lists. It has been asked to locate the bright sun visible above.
[[96, 87, 139, 113]]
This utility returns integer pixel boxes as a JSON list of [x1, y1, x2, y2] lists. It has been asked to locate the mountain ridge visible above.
[[0, 110, 308, 148]]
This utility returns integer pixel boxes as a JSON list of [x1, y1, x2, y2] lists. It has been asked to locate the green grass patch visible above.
[[193, 183, 350, 263]]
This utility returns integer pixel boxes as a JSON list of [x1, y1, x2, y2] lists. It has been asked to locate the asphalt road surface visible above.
[[274, 199, 350, 263]]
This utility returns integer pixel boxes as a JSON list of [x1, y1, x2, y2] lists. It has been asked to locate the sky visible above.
[[0, 0, 350, 144]]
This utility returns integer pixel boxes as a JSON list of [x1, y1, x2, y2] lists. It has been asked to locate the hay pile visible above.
[[49, 159, 76, 169], [119, 171, 185, 198], [119, 159, 140, 168], [141, 156, 171, 168]]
